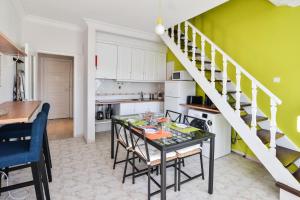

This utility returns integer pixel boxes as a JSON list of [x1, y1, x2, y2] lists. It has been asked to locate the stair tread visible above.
[[257, 129, 285, 144], [241, 114, 268, 125], [276, 146, 300, 167], [209, 79, 231, 83], [227, 90, 242, 94], [293, 168, 300, 182]]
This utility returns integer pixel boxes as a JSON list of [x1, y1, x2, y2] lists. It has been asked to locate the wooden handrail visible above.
[[276, 182, 300, 197]]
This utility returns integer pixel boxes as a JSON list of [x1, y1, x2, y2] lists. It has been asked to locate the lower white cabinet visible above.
[[116, 102, 163, 115]]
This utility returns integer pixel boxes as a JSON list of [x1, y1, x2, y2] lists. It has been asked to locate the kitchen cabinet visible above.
[[117, 102, 163, 115], [155, 53, 167, 81], [95, 43, 118, 79], [143, 51, 156, 81], [131, 49, 144, 81], [117, 46, 132, 80]]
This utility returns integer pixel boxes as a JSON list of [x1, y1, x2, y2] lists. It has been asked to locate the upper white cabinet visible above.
[[155, 53, 167, 81], [117, 46, 132, 80], [95, 32, 167, 82], [143, 51, 156, 81], [131, 49, 144, 81], [95, 43, 118, 79]]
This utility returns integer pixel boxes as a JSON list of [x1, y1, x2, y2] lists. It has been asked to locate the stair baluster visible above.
[[222, 57, 228, 99], [251, 82, 258, 135], [184, 22, 188, 56], [200, 37, 206, 75], [211, 46, 216, 88], [270, 99, 277, 155], [235, 68, 241, 115], [177, 24, 181, 47], [192, 28, 196, 66]]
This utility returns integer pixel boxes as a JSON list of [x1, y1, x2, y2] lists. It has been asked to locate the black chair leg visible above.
[[122, 151, 130, 184], [182, 158, 185, 167], [174, 159, 177, 192], [39, 156, 51, 200], [178, 158, 181, 191], [156, 166, 159, 176], [132, 152, 135, 184], [43, 131, 52, 168], [113, 142, 120, 170], [31, 162, 45, 200], [200, 152, 204, 180], [147, 166, 151, 200]]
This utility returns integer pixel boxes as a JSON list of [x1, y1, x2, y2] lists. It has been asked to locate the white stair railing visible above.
[[172, 21, 282, 153]]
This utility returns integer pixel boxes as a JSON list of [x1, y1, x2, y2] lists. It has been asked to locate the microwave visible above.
[[172, 70, 193, 81]]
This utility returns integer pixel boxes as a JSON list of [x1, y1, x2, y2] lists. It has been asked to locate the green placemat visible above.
[[167, 123, 200, 133]]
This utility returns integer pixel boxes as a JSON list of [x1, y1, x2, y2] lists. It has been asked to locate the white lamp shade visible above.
[[155, 24, 165, 35], [297, 116, 300, 132]]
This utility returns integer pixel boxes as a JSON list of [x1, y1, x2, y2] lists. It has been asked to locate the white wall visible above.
[[0, 0, 22, 103], [22, 18, 84, 137]]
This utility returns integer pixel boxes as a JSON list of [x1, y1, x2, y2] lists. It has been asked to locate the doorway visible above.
[[38, 53, 74, 140]]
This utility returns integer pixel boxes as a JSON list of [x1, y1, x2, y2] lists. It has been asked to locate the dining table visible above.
[[111, 113, 215, 200], [0, 101, 41, 125]]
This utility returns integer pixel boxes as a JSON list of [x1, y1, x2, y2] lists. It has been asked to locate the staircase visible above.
[[161, 21, 300, 190]]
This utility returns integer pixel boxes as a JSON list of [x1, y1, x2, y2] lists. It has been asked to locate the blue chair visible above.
[[0, 112, 50, 200], [0, 103, 52, 182]]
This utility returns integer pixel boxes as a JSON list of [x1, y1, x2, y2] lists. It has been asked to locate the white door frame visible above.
[[34, 50, 79, 138]]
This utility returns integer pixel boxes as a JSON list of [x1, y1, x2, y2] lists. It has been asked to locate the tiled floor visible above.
[[0, 133, 279, 200]]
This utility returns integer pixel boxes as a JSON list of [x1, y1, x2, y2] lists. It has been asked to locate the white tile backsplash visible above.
[[95, 79, 164, 100]]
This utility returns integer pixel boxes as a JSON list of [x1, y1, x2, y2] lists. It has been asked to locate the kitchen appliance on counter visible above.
[[164, 81, 195, 114], [96, 110, 104, 120], [204, 94, 215, 107], [187, 96, 203, 105], [172, 70, 193, 81]]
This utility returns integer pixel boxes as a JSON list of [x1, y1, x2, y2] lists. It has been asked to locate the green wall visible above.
[[167, 0, 300, 154]]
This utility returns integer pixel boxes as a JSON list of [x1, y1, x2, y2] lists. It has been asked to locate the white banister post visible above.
[[235, 68, 241, 115], [177, 24, 181, 47], [211, 46, 216, 88], [171, 26, 174, 41], [192, 28, 196, 66], [184, 22, 188, 56], [222, 56, 228, 99], [200, 37, 206, 75], [270, 99, 277, 155], [251, 81, 257, 135]]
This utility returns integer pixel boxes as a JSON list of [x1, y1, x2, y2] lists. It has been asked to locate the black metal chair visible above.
[[112, 119, 134, 183], [176, 114, 206, 191], [165, 110, 182, 123], [128, 123, 177, 200]]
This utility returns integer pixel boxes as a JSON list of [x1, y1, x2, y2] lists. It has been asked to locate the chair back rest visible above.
[[183, 115, 209, 132], [41, 103, 50, 126], [30, 112, 48, 161], [165, 110, 182, 123], [114, 119, 130, 147], [128, 123, 150, 162]]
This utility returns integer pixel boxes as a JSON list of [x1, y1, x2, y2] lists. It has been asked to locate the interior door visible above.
[[96, 43, 118, 79], [42, 57, 72, 119]]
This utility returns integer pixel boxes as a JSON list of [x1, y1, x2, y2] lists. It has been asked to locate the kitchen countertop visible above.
[[96, 99, 164, 105], [180, 104, 220, 114]]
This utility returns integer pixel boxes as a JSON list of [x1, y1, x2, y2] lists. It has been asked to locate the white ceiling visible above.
[[16, 0, 228, 33]]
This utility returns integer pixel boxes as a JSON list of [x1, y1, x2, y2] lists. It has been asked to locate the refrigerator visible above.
[[164, 81, 196, 115]]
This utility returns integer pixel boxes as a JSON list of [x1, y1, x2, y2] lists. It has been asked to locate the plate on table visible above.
[[144, 128, 157, 134], [175, 123, 188, 129]]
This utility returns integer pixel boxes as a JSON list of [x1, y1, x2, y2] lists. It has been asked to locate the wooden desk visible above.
[[0, 101, 41, 124]]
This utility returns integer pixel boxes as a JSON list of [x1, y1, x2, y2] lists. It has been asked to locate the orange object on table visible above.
[[156, 117, 169, 123], [146, 130, 172, 140]]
